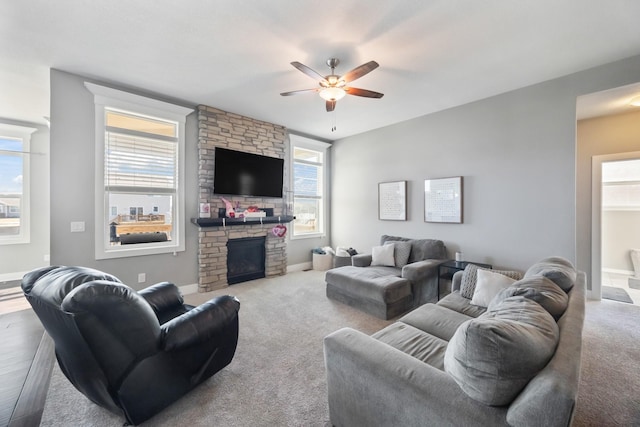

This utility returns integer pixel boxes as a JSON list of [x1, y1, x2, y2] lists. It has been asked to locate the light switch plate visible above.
[[70, 221, 85, 232]]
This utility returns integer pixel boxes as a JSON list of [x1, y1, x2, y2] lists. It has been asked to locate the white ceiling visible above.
[[2, 1, 640, 140]]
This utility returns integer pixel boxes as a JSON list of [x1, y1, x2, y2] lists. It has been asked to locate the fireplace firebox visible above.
[[227, 237, 266, 285]]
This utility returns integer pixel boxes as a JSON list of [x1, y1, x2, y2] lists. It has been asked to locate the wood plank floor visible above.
[[0, 287, 55, 427]]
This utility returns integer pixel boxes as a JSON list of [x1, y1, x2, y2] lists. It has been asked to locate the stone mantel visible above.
[[191, 216, 294, 227]]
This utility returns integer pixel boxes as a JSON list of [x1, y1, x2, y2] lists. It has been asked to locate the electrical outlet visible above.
[[138, 273, 146, 283], [70, 221, 85, 232], [44, 254, 50, 262]]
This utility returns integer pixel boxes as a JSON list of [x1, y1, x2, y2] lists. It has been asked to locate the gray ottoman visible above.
[[325, 266, 414, 320]]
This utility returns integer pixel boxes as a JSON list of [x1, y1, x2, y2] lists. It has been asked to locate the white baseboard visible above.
[[287, 262, 312, 273], [0, 271, 30, 282], [178, 283, 199, 295], [602, 268, 634, 276]]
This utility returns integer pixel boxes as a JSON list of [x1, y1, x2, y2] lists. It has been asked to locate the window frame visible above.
[[0, 123, 37, 245], [289, 134, 330, 240], [85, 82, 192, 260]]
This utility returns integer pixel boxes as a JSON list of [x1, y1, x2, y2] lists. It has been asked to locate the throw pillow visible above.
[[444, 296, 559, 406], [488, 276, 569, 320], [384, 241, 412, 267], [524, 257, 577, 293], [371, 244, 395, 267], [470, 269, 517, 307], [460, 264, 523, 299]]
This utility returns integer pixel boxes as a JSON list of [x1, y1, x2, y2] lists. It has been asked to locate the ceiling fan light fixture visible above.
[[319, 87, 346, 101], [630, 95, 640, 107]]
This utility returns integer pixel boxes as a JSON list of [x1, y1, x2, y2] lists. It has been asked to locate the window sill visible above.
[[96, 241, 184, 260], [290, 232, 325, 241]]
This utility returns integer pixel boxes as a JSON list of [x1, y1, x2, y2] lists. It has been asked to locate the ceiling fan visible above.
[[280, 58, 384, 112]]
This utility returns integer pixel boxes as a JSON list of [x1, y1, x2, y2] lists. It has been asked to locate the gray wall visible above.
[[50, 69, 199, 289], [577, 110, 640, 275], [0, 119, 50, 278], [332, 54, 640, 280]]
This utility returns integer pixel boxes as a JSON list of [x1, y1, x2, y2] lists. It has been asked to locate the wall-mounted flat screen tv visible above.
[[213, 147, 284, 198]]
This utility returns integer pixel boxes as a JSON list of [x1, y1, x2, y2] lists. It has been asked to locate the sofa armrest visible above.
[[352, 254, 372, 267], [401, 259, 441, 281], [451, 270, 464, 292], [139, 282, 184, 314], [161, 295, 240, 351], [324, 328, 508, 426]]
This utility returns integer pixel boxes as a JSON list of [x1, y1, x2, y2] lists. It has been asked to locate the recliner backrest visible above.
[[62, 280, 162, 385]]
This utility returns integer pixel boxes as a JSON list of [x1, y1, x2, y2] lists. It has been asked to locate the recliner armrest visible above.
[[139, 282, 184, 314], [161, 295, 240, 351], [352, 254, 372, 267]]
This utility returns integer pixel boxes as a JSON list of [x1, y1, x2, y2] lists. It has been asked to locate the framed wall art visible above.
[[424, 176, 463, 223], [378, 181, 407, 221]]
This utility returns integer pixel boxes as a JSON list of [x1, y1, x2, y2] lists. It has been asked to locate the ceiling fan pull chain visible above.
[[331, 110, 337, 132]]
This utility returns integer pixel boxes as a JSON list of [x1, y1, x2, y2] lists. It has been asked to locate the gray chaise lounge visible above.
[[324, 257, 585, 426], [325, 235, 448, 319]]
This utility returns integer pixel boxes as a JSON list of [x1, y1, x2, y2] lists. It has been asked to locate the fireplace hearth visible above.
[[227, 237, 266, 285]]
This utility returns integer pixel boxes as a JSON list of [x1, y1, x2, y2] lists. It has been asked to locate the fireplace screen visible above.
[[227, 237, 266, 284]]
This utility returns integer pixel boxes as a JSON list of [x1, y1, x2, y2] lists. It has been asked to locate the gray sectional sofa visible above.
[[325, 235, 448, 319], [324, 257, 585, 427]]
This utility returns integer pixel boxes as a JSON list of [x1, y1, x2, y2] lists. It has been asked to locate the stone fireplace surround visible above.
[[196, 105, 289, 292]]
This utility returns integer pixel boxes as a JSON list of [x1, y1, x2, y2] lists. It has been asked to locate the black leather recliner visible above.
[[22, 266, 240, 425]]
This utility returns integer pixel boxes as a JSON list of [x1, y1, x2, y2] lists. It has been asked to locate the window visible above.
[[290, 135, 330, 238], [0, 124, 36, 245], [86, 83, 192, 259], [602, 159, 640, 210]]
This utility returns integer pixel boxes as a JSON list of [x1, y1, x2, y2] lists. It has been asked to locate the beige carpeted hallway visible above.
[[39, 270, 640, 426]]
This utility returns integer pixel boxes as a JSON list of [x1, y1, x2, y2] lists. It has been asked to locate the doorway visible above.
[[592, 153, 640, 305]]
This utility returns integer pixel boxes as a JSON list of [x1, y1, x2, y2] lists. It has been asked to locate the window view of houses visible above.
[[0, 136, 23, 237]]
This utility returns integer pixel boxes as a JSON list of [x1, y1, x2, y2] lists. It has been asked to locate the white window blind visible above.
[[105, 128, 177, 193]]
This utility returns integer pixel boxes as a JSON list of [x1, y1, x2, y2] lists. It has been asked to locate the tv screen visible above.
[[213, 148, 284, 198]]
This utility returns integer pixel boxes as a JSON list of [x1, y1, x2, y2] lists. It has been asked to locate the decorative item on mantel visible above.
[[199, 203, 211, 218], [219, 198, 267, 219], [220, 197, 236, 218]]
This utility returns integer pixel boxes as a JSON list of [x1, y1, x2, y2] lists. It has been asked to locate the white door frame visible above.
[[591, 150, 640, 300]]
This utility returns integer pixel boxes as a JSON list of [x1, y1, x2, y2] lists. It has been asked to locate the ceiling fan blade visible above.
[[326, 100, 336, 112], [291, 61, 328, 84], [340, 61, 379, 84], [280, 88, 319, 96], [344, 87, 384, 98]]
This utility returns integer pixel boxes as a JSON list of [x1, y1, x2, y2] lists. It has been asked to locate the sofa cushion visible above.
[[470, 269, 517, 307], [437, 291, 487, 318], [325, 266, 409, 303], [524, 257, 577, 293], [460, 264, 523, 299], [444, 296, 559, 406], [372, 244, 395, 267], [399, 303, 474, 341], [384, 240, 412, 267], [380, 235, 446, 264], [488, 275, 569, 320], [373, 322, 447, 370]]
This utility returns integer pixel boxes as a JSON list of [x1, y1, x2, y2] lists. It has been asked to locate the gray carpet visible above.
[[573, 300, 640, 426], [39, 272, 640, 426], [601, 285, 634, 304]]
